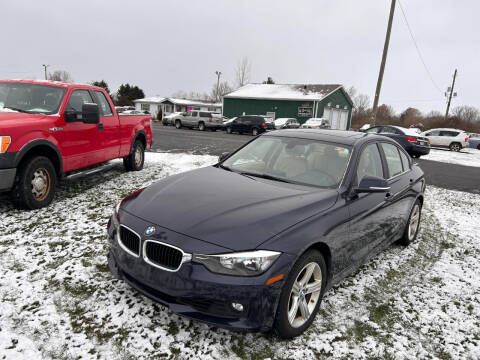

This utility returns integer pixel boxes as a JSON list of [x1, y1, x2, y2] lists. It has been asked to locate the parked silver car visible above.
[[420, 128, 469, 151], [301, 118, 331, 129], [274, 118, 300, 129], [172, 111, 223, 131]]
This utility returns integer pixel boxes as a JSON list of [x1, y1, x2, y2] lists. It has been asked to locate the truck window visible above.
[[67, 90, 94, 112], [200, 112, 211, 118], [191, 111, 198, 117], [93, 91, 113, 116]]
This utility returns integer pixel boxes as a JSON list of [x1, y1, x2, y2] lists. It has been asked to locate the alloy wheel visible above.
[[287, 262, 322, 328], [451, 143, 460, 152], [408, 204, 420, 240]]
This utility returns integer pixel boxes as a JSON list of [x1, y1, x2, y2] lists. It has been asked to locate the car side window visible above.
[[365, 127, 380, 134], [426, 130, 440, 136], [356, 143, 384, 184], [399, 149, 410, 171], [191, 111, 198, 117], [199, 112, 211, 118], [380, 127, 399, 134], [381, 143, 403, 178], [67, 90, 93, 112], [93, 91, 113, 116]]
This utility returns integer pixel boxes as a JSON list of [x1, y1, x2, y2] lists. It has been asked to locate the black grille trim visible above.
[[143, 240, 184, 271], [118, 225, 141, 257]]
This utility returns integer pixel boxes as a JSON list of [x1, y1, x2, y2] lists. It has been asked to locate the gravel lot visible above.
[[0, 152, 479, 359]]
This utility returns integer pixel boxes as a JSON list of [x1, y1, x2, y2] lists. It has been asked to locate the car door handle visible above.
[[98, 123, 104, 131]]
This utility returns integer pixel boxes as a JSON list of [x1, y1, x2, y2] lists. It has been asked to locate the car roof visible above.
[[424, 128, 465, 132], [263, 129, 385, 146], [0, 79, 104, 91]]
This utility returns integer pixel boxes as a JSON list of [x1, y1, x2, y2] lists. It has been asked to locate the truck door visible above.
[[60, 89, 103, 171], [92, 90, 120, 160]]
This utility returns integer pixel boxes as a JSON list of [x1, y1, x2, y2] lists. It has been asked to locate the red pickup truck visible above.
[[0, 80, 152, 209]]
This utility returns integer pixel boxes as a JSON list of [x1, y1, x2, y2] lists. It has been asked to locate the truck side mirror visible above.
[[82, 103, 100, 124], [218, 152, 230, 162]]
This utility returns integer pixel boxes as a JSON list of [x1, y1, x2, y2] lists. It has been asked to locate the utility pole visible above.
[[42, 64, 50, 80], [372, 0, 396, 125], [215, 71, 222, 102], [444, 69, 458, 120]]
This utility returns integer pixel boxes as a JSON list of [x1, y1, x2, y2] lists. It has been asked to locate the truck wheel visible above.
[[175, 120, 182, 129], [12, 156, 57, 210], [123, 140, 145, 171], [252, 128, 259, 136], [198, 122, 205, 131]]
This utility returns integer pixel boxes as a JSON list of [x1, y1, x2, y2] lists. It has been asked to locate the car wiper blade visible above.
[[240, 172, 293, 184], [218, 164, 233, 172], [3, 106, 30, 113]]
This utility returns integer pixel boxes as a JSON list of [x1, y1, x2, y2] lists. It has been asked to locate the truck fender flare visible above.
[[129, 130, 147, 154], [14, 139, 63, 174]]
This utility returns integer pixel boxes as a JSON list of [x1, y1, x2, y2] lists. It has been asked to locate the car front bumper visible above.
[[107, 212, 294, 332], [0, 168, 16, 192]]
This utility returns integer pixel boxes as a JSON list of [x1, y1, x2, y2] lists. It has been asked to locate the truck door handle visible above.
[[98, 123, 104, 131]]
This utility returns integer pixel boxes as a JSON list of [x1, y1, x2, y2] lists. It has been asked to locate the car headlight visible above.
[[112, 201, 121, 226], [192, 250, 281, 276]]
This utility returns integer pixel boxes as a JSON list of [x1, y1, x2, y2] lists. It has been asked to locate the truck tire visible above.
[[123, 140, 145, 171], [198, 122, 205, 131], [12, 156, 57, 210], [175, 120, 182, 129], [226, 127, 232, 134]]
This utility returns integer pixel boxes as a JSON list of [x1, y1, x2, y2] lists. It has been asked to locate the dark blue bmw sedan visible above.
[[107, 129, 425, 338]]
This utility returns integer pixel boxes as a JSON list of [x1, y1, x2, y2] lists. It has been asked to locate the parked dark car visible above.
[[107, 129, 425, 338], [364, 125, 430, 158], [225, 115, 275, 135]]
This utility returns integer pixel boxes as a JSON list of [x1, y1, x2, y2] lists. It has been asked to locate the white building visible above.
[[134, 97, 222, 120]]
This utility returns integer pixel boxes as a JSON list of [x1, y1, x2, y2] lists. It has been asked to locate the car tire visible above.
[[273, 249, 327, 339], [252, 128, 259, 136], [11, 156, 57, 210], [123, 140, 145, 172], [449, 142, 461, 152], [175, 120, 182, 129], [398, 199, 422, 246], [477, 144, 480, 150], [226, 127, 232, 134], [411, 153, 419, 158], [198, 122, 205, 131]]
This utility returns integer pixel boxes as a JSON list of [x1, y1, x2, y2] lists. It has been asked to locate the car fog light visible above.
[[232, 303, 244, 312]]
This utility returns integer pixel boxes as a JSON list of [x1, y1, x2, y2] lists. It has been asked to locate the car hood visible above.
[[122, 166, 338, 251], [0, 112, 51, 125]]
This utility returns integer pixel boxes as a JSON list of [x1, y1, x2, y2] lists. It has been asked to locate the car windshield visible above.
[[221, 136, 352, 188], [0, 82, 66, 115]]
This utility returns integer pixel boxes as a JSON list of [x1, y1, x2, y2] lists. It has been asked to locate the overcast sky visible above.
[[1, 0, 478, 113]]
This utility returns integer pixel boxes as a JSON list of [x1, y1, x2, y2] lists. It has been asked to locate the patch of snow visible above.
[[225, 84, 339, 101], [422, 147, 480, 167], [0, 152, 479, 359]]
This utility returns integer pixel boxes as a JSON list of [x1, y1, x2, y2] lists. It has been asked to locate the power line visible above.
[[397, 0, 443, 94]]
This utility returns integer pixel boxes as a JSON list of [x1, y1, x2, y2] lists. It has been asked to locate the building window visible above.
[[298, 106, 313, 117], [140, 103, 150, 111]]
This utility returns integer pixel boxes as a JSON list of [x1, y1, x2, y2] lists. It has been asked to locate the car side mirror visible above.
[[82, 103, 100, 124], [354, 176, 390, 194], [218, 152, 230, 162]]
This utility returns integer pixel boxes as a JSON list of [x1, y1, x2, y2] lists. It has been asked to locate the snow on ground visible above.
[[0, 152, 479, 359], [422, 147, 480, 167]]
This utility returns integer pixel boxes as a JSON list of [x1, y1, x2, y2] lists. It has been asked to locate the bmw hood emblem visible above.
[[145, 226, 156, 236]]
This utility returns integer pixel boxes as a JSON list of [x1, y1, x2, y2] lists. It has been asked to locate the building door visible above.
[[324, 107, 348, 130]]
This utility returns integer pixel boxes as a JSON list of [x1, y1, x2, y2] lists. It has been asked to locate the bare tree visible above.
[[48, 70, 73, 82], [235, 57, 251, 88], [452, 105, 480, 123], [210, 81, 232, 102]]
